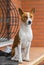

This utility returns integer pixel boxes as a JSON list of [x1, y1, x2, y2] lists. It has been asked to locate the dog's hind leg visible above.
[[11, 32, 20, 61]]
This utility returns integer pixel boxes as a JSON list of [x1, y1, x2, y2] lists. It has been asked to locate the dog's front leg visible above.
[[24, 41, 31, 61], [18, 44, 23, 63]]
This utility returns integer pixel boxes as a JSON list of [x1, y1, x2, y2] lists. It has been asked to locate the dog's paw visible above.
[[23, 57, 30, 62], [11, 57, 15, 60], [18, 60, 23, 63], [25, 59, 30, 62], [11, 56, 18, 61]]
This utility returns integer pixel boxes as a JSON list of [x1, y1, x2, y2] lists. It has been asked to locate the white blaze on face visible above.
[[26, 12, 32, 25]]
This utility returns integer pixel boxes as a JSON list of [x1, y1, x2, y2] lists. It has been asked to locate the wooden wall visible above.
[[21, 0, 44, 47]]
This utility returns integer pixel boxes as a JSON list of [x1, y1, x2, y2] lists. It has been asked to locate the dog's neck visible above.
[[21, 21, 31, 28]]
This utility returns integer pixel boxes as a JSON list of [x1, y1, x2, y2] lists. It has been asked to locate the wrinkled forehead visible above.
[[24, 12, 33, 21], [24, 12, 30, 18], [22, 12, 33, 18]]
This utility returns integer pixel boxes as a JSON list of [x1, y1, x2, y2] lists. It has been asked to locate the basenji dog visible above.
[[11, 8, 35, 63]]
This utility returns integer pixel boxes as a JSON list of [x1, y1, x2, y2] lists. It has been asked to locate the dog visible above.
[[11, 8, 35, 63]]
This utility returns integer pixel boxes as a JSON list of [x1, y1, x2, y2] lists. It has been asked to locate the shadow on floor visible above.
[[0, 56, 18, 65]]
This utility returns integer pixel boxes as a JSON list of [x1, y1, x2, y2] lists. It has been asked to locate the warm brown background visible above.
[[21, 0, 44, 47], [0, 0, 21, 39], [0, 0, 44, 47]]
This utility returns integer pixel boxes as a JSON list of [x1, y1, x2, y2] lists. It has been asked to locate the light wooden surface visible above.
[[19, 47, 44, 65], [0, 47, 44, 65]]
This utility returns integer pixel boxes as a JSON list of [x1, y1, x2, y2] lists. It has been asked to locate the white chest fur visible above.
[[18, 22, 33, 61], [19, 22, 33, 42], [19, 22, 33, 50]]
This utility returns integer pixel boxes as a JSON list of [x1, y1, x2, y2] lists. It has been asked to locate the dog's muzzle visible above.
[[28, 21, 31, 25]]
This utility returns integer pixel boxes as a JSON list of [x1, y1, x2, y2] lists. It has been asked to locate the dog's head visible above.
[[18, 8, 35, 25]]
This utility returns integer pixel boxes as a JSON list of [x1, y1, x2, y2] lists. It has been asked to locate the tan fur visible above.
[[21, 12, 34, 23], [11, 31, 20, 57], [30, 13, 34, 20], [21, 13, 28, 23]]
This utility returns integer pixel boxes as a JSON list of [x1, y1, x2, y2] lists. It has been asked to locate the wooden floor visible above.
[[19, 47, 44, 65], [0, 47, 44, 65], [38, 60, 44, 65]]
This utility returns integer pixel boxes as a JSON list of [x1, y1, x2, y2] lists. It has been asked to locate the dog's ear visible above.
[[30, 8, 36, 14], [18, 8, 24, 16]]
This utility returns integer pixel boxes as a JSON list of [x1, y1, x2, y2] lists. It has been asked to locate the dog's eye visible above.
[[30, 16, 32, 18], [24, 16, 28, 19]]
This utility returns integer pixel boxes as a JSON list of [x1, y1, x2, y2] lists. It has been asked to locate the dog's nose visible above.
[[28, 21, 31, 24]]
